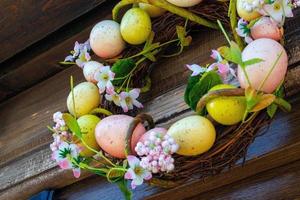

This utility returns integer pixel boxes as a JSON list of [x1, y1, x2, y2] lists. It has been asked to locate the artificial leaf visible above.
[[188, 71, 222, 111], [176, 25, 192, 52], [250, 94, 276, 112], [245, 87, 260, 111], [107, 168, 126, 182], [267, 103, 278, 118], [184, 74, 201, 106], [111, 58, 136, 85], [243, 58, 264, 66], [62, 113, 82, 138], [218, 41, 243, 66], [116, 179, 132, 200]]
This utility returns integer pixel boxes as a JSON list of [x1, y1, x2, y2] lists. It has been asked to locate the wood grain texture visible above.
[[0, 0, 115, 103], [189, 160, 300, 200], [0, 0, 105, 63]]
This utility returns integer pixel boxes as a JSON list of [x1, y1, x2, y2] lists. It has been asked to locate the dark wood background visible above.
[[0, 1, 300, 200]]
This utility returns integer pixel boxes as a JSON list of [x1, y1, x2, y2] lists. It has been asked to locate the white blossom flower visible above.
[[105, 89, 121, 106], [119, 89, 143, 112], [186, 64, 206, 76], [260, 0, 293, 24], [94, 66, 115, 94]]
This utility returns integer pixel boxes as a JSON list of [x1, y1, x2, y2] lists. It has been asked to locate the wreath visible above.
[[48, 0, 299, 199]]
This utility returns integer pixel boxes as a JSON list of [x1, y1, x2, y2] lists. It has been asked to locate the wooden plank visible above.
[[0, 0, 115, 103], [0, 6, 299, 199], [190, 160, 300, 200], [0, 0, 106, 63]]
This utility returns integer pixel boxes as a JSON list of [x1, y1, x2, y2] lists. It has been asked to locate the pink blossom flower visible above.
[[124, 155, 152, 189], [210, 50, 223, 62], [105, 89, 121, 106], [51, 141, 82, 178], [64, 40, 91, 66], [235, 19, 253, 44], [94, 66, 115, 94], [119, 89, 143, 112], [186, 64, 206, 76], [208, 62, 236, 80]]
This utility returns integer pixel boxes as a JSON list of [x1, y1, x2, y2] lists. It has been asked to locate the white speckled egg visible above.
[[83, 61, 103, 83], [251, 17, 282, 41], [166, 0, 202, 7], [89, 20, 125, 59], [238, 38, 288, 93]]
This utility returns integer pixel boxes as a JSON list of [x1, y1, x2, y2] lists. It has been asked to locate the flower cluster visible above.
[[135, 131, 179, 174], [236, 0, 296, 43], [186, 50, 236, 83], [50, 112, 82, 178], [64, 40, 91, 68], [93, 65, 143, 112]]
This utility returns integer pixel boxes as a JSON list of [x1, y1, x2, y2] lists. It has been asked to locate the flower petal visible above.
[[58, 158, 72, 169], [73, 168, 81, 178], [132, 175, 144, 187], [133, 100, 143, 109], [124, 168, 136, 180], [97, 81, 107, 94], [127, 155, 140, 168], [141, 170, 152, 181], [106, 81, 115, 94], [210, 50, 222, 62], [186, 64, 206, 76], [129, 89, 140, 99]]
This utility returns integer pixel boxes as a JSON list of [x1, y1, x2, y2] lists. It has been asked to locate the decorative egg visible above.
[[251, 17, 283, 41], [166, 0, 202, 7], [67, 82, 101, 117], [206, 84, 247, 125], [95, 115, 146, 159], [167, 115, 216, 156], [83, 61, 103, 83], [89, 20, 125, 59], [237, 0, 261, 21], [120, 8, 152, 45], [238, 38, 288, 93], [139, 3, 166, 17], [138, 127, 168, 143], [76, 114, 101, 157]]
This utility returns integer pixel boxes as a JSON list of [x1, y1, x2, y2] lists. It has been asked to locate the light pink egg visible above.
[[90, 20, 125, 59], [251, 17, 282, 41], [95, 115, 146, 159], [138, 127, 168, 143], [238, 38, 288, 93], [83, 61, 103, 83]]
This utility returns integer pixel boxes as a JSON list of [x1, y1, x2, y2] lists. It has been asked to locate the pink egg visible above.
[[95, 115, 146, 159], [83, 61, 103, 83], [238, 38, 288, 93], [251, 17, 282, 41], [139, 127, 168, 143], [90, 20, 125, 59]]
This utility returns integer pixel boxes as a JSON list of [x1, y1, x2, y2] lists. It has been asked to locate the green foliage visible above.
[[111, 58, 136, 85], [188, 71, 222, 111], [184, 74, 201, 106], [62, 113, 82, 139], [116, 179, 132, 200], [176, 25, 192, 52], [243, 58, 264, 66]]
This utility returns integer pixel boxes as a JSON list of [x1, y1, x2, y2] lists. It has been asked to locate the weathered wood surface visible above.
[[0, 0, 105, 63], [190, 160, 300, 200], [0, 0, 114, 103], [0, 4, 299, 200]]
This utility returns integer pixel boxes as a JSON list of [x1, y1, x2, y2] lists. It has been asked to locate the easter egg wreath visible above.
[[49, 0, 298, 199]]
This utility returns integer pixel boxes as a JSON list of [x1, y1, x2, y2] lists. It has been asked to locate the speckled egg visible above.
[[89, 20, 125, 59], [166, 0, 202, 7], [238, 38, 288, 93], [83, 61, 103, 83], [251, 17, 282, 41], [95, 115, 146, 159], [138, 127, 168, 143]]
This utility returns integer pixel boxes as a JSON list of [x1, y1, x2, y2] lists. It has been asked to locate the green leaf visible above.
[[111, 59, 136, 85], [116, 179, 132, 200], [267, 103, 278, 118], [188, 71, 222, 111], [176, 25, 192, 54], [245, 87, 260, 111], [107, 168, 126, 182], [184, 75, 201, 106], [243, 58, 264, 66], [62, 113, 82, 138], [250, 94, 275, 112], [218, 41, 243, 66]]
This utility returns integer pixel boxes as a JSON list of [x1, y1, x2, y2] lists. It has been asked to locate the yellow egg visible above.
[[120, 8, 152, 45], [77, 115, 101, 157], [166, 0, 202, 7], [237, 0, 261, 21], [167, 115, 216, 156], [206, 84, 247, 125], [67, 82, 101, 117], [139, 3, 166, 18]]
